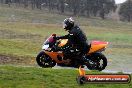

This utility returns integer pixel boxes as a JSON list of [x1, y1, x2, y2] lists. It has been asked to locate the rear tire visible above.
[[36, 51, 56, 68], [86, 53, 107, 71]]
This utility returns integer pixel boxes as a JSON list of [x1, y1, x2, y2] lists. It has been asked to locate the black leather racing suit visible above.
[[57, 25, 89, 58]]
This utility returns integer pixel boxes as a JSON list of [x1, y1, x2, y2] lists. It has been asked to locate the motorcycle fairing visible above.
[[58, 39, 68, 47], [44, 50, 66, 63], [88, 41, 108, 54]]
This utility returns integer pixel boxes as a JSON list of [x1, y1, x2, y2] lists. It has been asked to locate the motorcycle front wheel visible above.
[[36, 51, 56, 68]]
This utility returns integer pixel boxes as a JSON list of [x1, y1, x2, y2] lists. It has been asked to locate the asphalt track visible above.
[[0, 64, 132, 74], [53, 66, 132, 74]]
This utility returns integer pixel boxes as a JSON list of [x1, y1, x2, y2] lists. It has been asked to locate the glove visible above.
[[53, 36, 60, 40]]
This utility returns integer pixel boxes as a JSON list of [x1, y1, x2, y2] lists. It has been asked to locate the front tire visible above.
[[36, 51, 56, 68]]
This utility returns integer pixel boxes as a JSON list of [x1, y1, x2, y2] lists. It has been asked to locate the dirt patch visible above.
[[0, 54, 36, 66]]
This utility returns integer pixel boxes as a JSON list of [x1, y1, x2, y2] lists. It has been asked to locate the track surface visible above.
[[0, 54, 132, 74]]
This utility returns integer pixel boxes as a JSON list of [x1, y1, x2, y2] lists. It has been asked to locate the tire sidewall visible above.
[[36, 51, 56, 68], [87, 53, 107, 71]]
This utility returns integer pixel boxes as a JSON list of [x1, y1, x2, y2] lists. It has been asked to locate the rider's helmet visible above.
[[63, 17, 74, 31]]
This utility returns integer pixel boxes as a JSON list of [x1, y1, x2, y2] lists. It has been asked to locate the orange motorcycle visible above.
[[36, 34, 108, 71]]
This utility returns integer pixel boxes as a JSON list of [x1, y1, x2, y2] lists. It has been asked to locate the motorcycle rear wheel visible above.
[[36, 51, 56, 68], [86, 53, 107, 71]]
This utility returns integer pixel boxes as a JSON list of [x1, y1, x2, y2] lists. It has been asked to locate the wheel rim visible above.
[[40, 54, 48, 66], [86, 54, 107, 71], [37, 54, 54, 67], [96, 56, 104, 70]]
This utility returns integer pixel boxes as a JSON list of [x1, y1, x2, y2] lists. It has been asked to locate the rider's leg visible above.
[[79, 43, 90, 63]]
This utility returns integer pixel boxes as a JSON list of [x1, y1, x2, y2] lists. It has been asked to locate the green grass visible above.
[[0, 66, 132, 88], [0, 5, 132, 71]]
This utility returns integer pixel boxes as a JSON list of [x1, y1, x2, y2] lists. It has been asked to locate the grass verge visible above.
[[0, 66, 132, 88]]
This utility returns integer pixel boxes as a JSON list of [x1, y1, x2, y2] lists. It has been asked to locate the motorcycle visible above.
[[36, 34, 108, 71]]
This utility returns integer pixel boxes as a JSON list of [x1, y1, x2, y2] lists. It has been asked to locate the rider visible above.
[[55, 17, 90, 62]]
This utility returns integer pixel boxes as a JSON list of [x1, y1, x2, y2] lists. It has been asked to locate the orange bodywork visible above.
[[44, 40, 108, 63], [44, 39, 69, 63], [88, 41, 108, 54], [58, 39, 68, 47], [44, 51, 63, 63]]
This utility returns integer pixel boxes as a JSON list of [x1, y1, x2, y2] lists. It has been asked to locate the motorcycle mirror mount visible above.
[[52, 34, 56, 36]]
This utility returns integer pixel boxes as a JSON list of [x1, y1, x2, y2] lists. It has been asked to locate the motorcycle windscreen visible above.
[[42, 44, 49, 50], [43, 35, 56, 48]]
